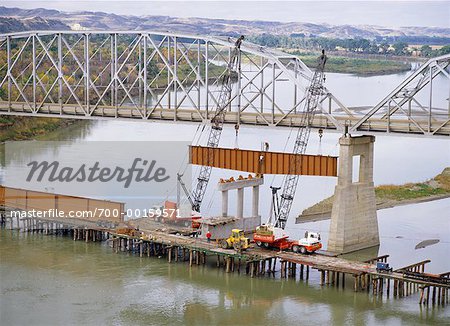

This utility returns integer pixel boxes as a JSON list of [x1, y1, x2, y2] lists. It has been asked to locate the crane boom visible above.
[[177, 173, 195, 209], [274, 50, 327, 229], [190, 35, 245, 212]]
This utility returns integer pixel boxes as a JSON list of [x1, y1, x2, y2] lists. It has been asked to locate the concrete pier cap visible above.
[[327, 134, 380, 254]]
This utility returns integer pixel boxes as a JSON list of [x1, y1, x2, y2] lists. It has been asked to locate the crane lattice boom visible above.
[[191, 36, 244, 212], [274, 51, 327, 229]]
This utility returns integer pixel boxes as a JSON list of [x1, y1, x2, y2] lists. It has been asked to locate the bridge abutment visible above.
[[327, 135, 379, 254]]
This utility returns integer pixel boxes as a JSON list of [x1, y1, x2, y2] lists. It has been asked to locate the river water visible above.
[[1, 70, 449, 325]]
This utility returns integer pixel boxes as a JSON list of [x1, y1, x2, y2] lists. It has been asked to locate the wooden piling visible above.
[[386, 278, 390, 297], [226, 257, 231, 273], [354, 275, 358, 292]]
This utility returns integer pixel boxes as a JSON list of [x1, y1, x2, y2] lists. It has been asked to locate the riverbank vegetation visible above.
[[300, 167, 450, 217], [0, 116, 77, 142], [292, 53, 411, 75], [248, 34, 450, 58], [247, 34, 449, 75]]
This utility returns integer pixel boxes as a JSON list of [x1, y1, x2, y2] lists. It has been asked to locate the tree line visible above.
[[247, 34, 450, 57]]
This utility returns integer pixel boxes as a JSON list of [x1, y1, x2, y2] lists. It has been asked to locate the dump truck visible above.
[[219, 229, 250, 251], [254, 224, 322, 254], [150, 201, 201, 228]]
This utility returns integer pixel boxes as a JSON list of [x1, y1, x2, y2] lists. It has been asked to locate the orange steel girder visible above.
[[189, 146, 337, 176], [0, 185, 125, 223]]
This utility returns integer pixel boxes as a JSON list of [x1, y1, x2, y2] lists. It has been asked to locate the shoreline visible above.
[[0, 116, 81, 143], [294, 54, 412, 76], [297, 194, 450, 223]]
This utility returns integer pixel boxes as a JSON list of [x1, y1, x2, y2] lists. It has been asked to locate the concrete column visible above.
[[222, 190, 228, 217], [252, 185, 259, 217], [237, 188, 244, 218], [328, 135, 379, 254]]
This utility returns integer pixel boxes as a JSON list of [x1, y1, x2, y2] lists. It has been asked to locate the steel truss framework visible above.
[[0, 31, 449, 137], [352, 53, 450, 136]]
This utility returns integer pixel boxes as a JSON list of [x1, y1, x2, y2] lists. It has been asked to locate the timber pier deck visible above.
[[1, 208, 449, 307]]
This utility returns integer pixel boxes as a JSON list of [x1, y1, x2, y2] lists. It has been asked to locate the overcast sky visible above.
[[2, 1, 449, 28]]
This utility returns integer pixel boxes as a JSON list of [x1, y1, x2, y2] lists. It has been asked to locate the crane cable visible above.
[[191, 124, 210, 186], [177, 124, 201, 174], [205, 189, 217, 216], [269, 126, 295, 187], [172, 123, 205, 209]]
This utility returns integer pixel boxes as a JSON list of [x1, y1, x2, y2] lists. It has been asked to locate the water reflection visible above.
[[0, 120, 94, 168]]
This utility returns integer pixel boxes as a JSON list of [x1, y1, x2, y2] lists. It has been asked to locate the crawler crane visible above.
[[253, 51, 328, 253]]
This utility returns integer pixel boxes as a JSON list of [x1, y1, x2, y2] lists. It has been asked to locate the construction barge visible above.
[[1, 208, 449, 307]]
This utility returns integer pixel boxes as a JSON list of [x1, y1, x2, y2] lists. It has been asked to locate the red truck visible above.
[[254, 224, 322, 254]]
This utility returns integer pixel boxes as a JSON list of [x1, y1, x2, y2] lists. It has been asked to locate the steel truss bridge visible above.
[[0, 31, 449, 137]]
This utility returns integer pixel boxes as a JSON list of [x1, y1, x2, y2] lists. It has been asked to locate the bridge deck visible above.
[[1, 102, 449, 136]]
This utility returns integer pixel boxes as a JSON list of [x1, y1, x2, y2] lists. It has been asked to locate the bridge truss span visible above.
[[0, 31, 449, 137], [351, 54, 450, 136]]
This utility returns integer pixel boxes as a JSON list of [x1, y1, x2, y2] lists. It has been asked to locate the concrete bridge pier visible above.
[[327, 135, 379, 254], [201, 176, 263, 239], [219, 176, 263, 218]]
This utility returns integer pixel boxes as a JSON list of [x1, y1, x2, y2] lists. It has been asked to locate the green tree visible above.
[[420, 45, 433, 57], [380, 42, 390, 54], [368, 43, 380, 54], [439, 45, 450, 55], [393, 42, 409, 55], [147, 60, 159, 79], [356, 39, 370, 52]]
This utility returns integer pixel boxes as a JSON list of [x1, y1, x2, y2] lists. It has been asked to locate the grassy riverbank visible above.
[[300, 167, 450, 219], [291, 53, 412, 75], [0, 116, 78, 142]]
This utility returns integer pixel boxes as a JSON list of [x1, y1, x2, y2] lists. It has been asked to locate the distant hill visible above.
[[0, 16, 69, 33], [0, 6, 449, 39]]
